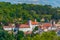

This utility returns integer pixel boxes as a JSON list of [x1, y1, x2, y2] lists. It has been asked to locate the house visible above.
[[3, 19, 38, 34], [42, 23, 52, 31], [18, 19, 38, 34], [19, 24, 31, 32], [55, 20, 60, 36], [3, 23, 15, 31], [29, 19, 38, 29], [38, 23, 52, 32], [40, 18, 45, 22], [54, 23, 60, 31]]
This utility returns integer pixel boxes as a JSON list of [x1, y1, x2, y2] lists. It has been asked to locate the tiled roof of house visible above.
[[43, 23, 52, 27], [39, 23, 52, 29], [3, 20, 38, 28], [3, 26, 15, 28], [18, 20, 38, 28], [3, 23, 15, 28], [31, 21, 38, 25], [19, 24, 30, 28]]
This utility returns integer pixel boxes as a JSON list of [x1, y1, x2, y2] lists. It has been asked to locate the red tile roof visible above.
[[19, 24, 30, 28], [39, 23, 52, 29], [43, 23, 52, 27], [3, 20, 38, 28], [3, 26, 15, 28], [31, 21, 38, 25], [3, 23, 15, 28], [26, 20, 38, 25]]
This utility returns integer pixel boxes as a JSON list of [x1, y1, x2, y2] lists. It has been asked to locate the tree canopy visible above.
[[0, 2, 59, 24]]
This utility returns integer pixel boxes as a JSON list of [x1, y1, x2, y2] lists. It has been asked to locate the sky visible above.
[[0, 0, 60, 7]]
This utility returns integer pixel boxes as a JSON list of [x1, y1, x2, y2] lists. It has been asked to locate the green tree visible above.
[[0, 30, 15, 40], [17, 31, 24, 40]]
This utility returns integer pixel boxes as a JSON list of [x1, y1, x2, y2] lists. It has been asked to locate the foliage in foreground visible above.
[[0, 30, 15, 40], [21, 31, 60, 40], [0, 29, 60, 40]]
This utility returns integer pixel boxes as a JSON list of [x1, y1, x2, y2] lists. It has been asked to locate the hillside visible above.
[[0, 2, 59, 24]]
